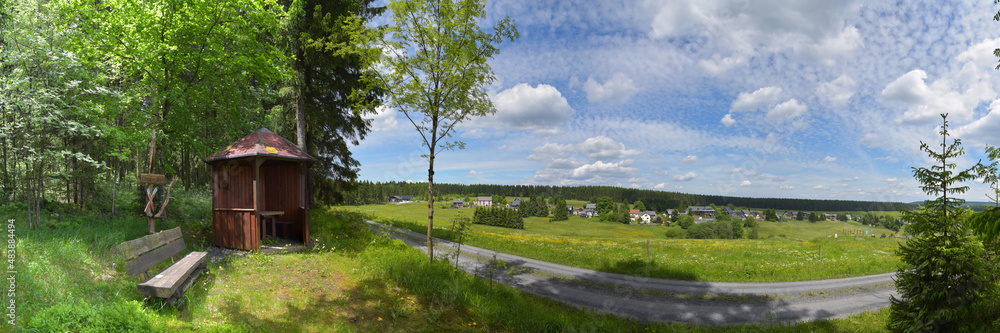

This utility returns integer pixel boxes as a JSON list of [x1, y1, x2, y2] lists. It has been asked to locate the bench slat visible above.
[[137, 251, 208, 298], [125, 237, 186, 278], [113, 227, 183, 261]]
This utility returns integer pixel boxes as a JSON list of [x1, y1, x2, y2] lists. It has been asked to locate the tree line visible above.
[[341, 181, 915, 212]]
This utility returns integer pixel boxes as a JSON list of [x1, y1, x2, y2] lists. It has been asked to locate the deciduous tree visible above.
[[346, 0, 517, 262]]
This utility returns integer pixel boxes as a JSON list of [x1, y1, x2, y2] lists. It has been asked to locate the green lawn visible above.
[[339, 202, 903, 282]]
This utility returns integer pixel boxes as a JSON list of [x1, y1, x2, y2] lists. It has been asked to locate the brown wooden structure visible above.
[[203, 128, 315, 250]]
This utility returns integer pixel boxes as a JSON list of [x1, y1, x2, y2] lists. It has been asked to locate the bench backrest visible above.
[[112, 227, 186, 278]]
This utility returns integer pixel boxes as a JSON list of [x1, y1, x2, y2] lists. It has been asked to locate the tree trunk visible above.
[[427, 153, 435, 263], [296, 74, 307, 151]]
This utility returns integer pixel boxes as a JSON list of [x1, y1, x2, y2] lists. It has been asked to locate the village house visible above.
[[452, 198, 464, 208], [475, 196, 492, 207], [688, 206, 715, 218], [388, 195, 415, 203], [508, 197, 521, 209]]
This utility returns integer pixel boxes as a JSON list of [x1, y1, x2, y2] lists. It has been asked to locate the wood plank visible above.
[[139, 173, 166, 185], [125, 237, 186, 278], [137, 251, 207, 298], [113, 227, 182, 262]]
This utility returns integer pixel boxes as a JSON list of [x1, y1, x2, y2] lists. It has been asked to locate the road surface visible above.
[[364, 220, 897, 325]]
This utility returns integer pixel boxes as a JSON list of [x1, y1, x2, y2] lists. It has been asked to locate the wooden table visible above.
[[260, 211, 284, 239]]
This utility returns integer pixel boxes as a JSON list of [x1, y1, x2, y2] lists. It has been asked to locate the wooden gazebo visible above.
[[203, 128, 314, 250]]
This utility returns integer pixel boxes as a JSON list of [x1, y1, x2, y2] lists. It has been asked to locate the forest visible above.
[[341, 181, 916, 212], [1, 0, 385, 221]]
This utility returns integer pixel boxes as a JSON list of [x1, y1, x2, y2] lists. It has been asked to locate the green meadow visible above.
[[339, 202, 903, 282]]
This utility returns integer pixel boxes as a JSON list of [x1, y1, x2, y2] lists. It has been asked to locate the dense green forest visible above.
[[342, 181, 915, 212], [0, 0, 384, 222]]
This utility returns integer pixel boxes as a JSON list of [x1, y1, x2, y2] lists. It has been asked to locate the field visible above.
[[8, 202, 905, 332], [339, 202, 903, 282]]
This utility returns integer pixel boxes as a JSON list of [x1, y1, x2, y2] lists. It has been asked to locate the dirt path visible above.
[[365, 220, 897, 325]]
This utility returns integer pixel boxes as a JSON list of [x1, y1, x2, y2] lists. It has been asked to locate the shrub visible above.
[[664, 228, 685, 239], [676, 215, 694, 229]]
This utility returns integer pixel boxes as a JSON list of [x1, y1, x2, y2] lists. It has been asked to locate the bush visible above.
[[676, 215, 694, 229], [664, 228, 685, 239], [472, 206, 524, 229]]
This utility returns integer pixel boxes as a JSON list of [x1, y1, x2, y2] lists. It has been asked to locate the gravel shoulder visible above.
[[365, 220, 897, 325]]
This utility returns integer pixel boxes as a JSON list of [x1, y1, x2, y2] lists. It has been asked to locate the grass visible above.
[[338, 202, 902, 282], [5, 196, 997, 331]]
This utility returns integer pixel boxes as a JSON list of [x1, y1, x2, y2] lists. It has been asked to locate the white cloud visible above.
[[569, 160, 637, 180], [731, 87, 783, 112], [842, 177, 859, 181], [874, 156, 900, 163], [956, 99, 1000, 146], [673, 172, 698, 181], [795, 26, 862, 66], [582, 72, 639, 103], [729, 167, 743, 174], [740, 180, 752, 187], [498, 145, 508, 150], [816, 74, 857, 109], [368, 106, 399, 132], [654, 183, 666, 189], [766, 99, 808, 122], [528, 136, 641, 185], [472, 83, 573, 133], [681, 155, 699, 163], [885, 178, 899, 182], [823, 156, 837, 162], [468, 170, 483, 176], [720, 113, 736, 126], [813, 185, 828, 190], [780, 185, 794, 190]]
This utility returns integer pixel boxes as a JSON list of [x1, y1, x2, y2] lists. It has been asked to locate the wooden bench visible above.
[[112, 227, 208, 306]]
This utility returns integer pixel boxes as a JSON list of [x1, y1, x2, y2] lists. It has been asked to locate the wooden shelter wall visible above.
[[213, 164, 253, 209], [212, 210, 258, 250]]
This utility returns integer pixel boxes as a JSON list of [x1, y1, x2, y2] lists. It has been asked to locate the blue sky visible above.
[[352, 0, 1000, 203]]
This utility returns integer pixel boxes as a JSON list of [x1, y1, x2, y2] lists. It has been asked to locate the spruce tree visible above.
[[888, 114, 993, 331]]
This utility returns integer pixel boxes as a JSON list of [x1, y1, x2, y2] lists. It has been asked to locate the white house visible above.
[[475, 196, 492, 207]]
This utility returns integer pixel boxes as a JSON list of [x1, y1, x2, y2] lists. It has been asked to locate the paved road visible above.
[[365, 220, 898, 325]]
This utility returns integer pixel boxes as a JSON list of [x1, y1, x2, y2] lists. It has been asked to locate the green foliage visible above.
[[633, 200, 646, 212], [550, 198, 568, 222], [686, 221, 741, 240], [730, 219, 744, 239], [796, 211, 805, 220], [595, 196, 615, 215], [27, 300, 156, 332], [889, 114, 996, 331], [663, 227, 686, 239], [676, 215, 694, 229], [472, 206, 524, 229]]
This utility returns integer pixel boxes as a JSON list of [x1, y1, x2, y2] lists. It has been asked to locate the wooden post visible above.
[[819, 245, 822, 262], [646, 240, 651, 261]]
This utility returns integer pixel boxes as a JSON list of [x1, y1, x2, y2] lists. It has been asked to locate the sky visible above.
[[351, 0, 1000, 204]]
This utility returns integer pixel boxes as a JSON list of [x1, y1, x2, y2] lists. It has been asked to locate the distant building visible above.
[[388, 195, 415, 203], [509, 197, 522, 209], [688, 206, 715, 218], [475, 196, 492, 207], [452, 198, 464, 208]]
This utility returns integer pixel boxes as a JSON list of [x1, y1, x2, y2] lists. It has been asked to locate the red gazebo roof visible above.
[[203, 128, 315, 163]]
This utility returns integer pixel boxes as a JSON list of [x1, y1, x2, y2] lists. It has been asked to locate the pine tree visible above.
[[888, 114, 994, 331]]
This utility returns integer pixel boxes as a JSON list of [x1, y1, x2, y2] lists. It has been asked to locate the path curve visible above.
[[365, 220, 897, 325]]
